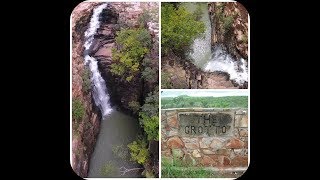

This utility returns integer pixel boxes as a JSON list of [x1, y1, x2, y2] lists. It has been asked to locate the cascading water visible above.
[[204, 45, 248, 85], [83, 3, 112, 117], [185, 3, 248, 86]]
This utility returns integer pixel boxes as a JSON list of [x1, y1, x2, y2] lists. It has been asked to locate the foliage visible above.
[[72, 98, 85, 120], [138, 10, 152, 28], [111, 28, 151, 81], [128, 100, 140, 113], [161, 3, 205, 55], [161, 72, 172, 89], [161, 95, 248, 109], [101, 161, 117, 177], [128, 137, 149, 164], [82, 66, 91, 93], [161, 157, 216, 178], [139, 112, 159, 141], [193, 4, 203, 20], [112, 144, 129, 160], [141, 89, 159, 117], [142, 66, 157, 83], [223, 16, 234, 33], [139, 89, 159, 141]]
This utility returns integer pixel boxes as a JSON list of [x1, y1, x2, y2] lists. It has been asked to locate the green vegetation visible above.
[[112, 144, 129, 160], [161, 3, 205, 55], [161, 72, 172, 89], [162, 157, 215, 178], [161, 95, 248, 109], [138, 10, 152, 28], [72, 98, 85, 120], [139, 89, 159, 141], [142, 66, 157, 84], [128, 100, 140, 114], [128, 137, 149, 164], [101, 161, 117, 177], [215, 3, 235, 37], [82, 66, 91, 93], [111, 28, 151, 81]]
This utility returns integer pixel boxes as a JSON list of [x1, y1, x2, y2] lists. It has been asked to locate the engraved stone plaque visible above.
[[178, 112, 233, 137]]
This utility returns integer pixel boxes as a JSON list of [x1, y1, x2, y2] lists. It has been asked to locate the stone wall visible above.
[[161, 108, 248, 170]]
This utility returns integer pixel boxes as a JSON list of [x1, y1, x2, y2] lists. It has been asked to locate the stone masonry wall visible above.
[[161, 108, 248, 169]]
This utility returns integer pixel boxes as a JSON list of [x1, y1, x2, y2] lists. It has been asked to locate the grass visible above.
[[161, 157, 217, 178]]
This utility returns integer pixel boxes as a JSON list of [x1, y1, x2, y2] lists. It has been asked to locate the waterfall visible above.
[[185, 3, 248, 86], [204, 45, 248, 86], [83, 3, 112, 117]]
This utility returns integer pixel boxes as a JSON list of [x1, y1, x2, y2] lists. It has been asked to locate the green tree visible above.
[[161, 3, 205, 55], [139, 89, 159, 141], [111, 28, 151, 81], [128, 137, 149, 164]]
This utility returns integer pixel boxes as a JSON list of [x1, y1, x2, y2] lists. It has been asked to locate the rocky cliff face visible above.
[[162, 52, 237, 89], [91, 2, 159, 114], [210, 2, 248, 60], [71, 2, 102, 177]]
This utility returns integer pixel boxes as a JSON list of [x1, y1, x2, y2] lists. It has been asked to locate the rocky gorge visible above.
[[71, 2, 159, 178], [161, 2, 248, 89]]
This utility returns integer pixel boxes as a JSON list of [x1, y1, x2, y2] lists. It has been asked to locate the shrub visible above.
[[161, 72, 172, 89], [72, 98, 85, 120], [128, 100, 140, 113], [138, 10, 152, 28], [223, 16, 234, 33], [111, 28, 151, 82], [142, 67, 157, 84], [128, 137, 149, 164], [161, 3, 205, 55], [139, 112, 159, 141]]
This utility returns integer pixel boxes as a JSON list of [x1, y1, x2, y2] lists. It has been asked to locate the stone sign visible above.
[[161, 108, 248, 169], [178, 112, 233, 137]]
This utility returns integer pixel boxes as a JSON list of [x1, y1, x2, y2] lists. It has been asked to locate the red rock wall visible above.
[[161, 108, 248, 169]]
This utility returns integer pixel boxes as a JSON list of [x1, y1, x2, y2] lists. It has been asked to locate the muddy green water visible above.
[[88, 110, 141, 178]]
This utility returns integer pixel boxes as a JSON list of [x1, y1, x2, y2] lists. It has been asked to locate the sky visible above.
[[161, 90, 248, 98]]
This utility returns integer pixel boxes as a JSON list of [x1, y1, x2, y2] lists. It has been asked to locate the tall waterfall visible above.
[[83, 3, 112, 117], [185, 3, 248, 86]]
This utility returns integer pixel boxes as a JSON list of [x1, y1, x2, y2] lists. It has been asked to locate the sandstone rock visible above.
[[172, 149, 184, 159], [167, 130, 178, 137], [166, 110, 176, 116], [167, 115, 178, 128], [192, 149, 201, 158], [185, 142, 199, 149], [223, 156, 231, 166], [239, 128, 248, 137], [209, 138, 224, 150], [202, 149, 215, 155], [226, 138, 244, 149], [201, 137, 214, 148], [235, 115, 248, 127], [231, 156, 248, 167], [181, 137, 198, 143], [167, 136, 184, 149], [200, 155, 217, 166], [215, 148, 231, 156]]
